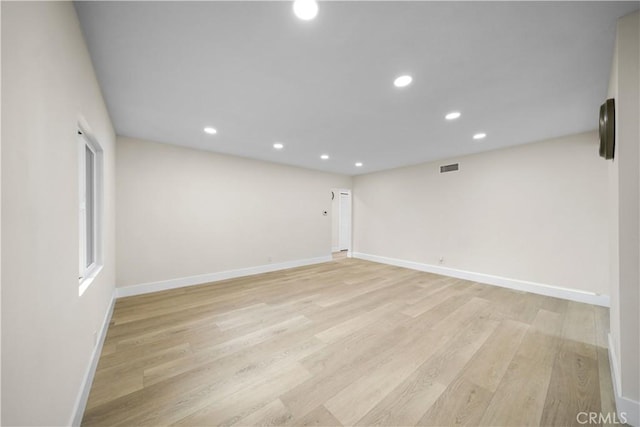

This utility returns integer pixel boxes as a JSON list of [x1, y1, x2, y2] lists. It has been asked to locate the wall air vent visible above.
[[440, 163, 459, 173]]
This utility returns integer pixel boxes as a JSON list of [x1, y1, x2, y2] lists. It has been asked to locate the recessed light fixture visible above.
[[473, 133, 487, 140], [203, 127, 217, 135], [320, 154, 329, 160], [355, 162, 363, 167], [393, 75, 413, 88], [293, 0, 318, 20], [273, 142, 284, 150], [445, 111, 461, 120]]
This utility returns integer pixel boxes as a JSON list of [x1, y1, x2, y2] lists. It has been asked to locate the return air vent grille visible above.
[[440, 163, 459, 173]]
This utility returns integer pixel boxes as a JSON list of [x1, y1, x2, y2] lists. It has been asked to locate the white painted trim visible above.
[[609, 333, 623, 397], [331, 246, 339, 253], [116, 256, 332, 298], [79, 264, 103, 297], [352, 252, 610, 307], [70, 289, 116, 426], [337, 189, 352, 252], [608, 333, 640, 427], [78, 128, 105, 296]]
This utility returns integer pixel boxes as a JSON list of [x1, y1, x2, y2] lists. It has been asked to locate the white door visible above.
[[338, 191, 351, 251]]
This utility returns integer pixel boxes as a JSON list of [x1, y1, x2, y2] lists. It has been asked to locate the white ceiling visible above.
[[75, 1, 638, 175]]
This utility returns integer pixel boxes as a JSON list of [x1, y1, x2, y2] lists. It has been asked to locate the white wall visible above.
[[606, 17, 622, 411], [607, 10, 639, 421], [1, 3, 4, 422], [116, 137, 351, 288], [1, 2, 116, 425], [353, 131, 609, 296]]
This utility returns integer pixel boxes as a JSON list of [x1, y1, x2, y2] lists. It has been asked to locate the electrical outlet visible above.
[[439, 257, 444, 264]]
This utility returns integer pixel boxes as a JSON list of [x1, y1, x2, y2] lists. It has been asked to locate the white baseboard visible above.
[[352, 252, 610, 307], [608, 333, 640, 427], [116, 256, 333, 298], [70, 289, 116, 426]]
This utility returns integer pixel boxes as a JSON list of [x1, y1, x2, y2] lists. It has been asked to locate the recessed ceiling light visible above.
[[320, 154, 329, 160], [393, 75, 412, 88], [273, 142, 284, 150], [293, 0, 318, 20], [445, 111, 461, 120], [473, 133, 487, 140], [355, 162, 363, 167], [203, 127, 217, 135]]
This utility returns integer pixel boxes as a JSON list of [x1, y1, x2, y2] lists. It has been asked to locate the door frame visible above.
[[336, 188, 352, 256]]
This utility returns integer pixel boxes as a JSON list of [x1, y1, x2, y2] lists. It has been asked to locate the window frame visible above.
[[78, 128, 104, 296]]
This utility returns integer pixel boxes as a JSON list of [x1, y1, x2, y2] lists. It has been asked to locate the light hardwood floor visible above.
[[82, 258, 615, 426]]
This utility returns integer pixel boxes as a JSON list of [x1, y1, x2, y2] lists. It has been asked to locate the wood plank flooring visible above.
[[82, 258, 615, 426]]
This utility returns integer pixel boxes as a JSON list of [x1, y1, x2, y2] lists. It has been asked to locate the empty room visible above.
[[2, 1, 639, 426]]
